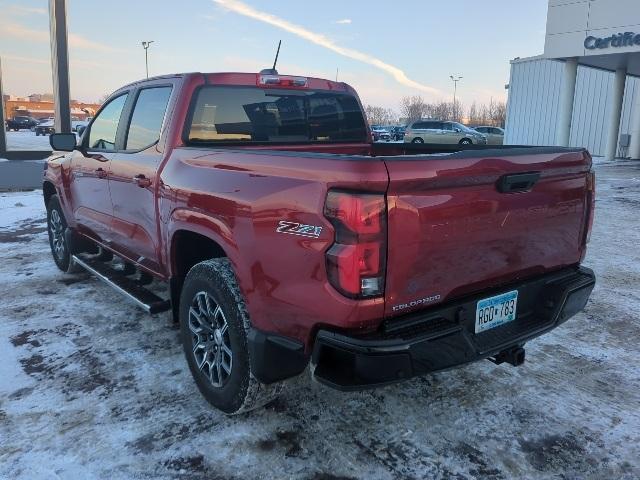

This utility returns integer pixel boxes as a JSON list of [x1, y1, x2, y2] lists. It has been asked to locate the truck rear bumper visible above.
[[311, 266, 595, 391]]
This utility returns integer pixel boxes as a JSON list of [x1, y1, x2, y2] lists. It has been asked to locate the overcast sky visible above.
[[0, 0, 549, 109]]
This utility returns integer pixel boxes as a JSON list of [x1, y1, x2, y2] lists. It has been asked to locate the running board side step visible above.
[[71, 254, 171, 314]]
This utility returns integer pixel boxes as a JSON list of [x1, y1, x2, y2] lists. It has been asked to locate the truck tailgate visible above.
[[382, 148, 592, 318]]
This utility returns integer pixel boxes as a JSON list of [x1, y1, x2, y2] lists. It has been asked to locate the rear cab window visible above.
[[186, 86, 367, 144]]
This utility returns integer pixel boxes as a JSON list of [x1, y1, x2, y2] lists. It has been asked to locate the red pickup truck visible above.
[[44, 71, 596, 414]]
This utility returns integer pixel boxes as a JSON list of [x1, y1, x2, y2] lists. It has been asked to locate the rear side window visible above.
[[126, 87, 172, 150], [88, 93, 128, 151], [186, 86, 367, 143], [424, 121, 442, 130]]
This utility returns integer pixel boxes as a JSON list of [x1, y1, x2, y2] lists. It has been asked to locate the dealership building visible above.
[[505, 0, 640, 159]]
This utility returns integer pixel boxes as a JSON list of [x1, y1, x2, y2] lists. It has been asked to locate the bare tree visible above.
[[364, 105, 396, 125], [451, 101, 464, 123], [467, 102, 480, 126], [491, 102, 507, 127], [474, 100, 507, 127], [398, 95, 503, 126], [399, 96, 427, 123]]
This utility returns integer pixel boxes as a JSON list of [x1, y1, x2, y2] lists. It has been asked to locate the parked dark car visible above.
[[389, 125, 406, 141], [6, 116, 39, 131]]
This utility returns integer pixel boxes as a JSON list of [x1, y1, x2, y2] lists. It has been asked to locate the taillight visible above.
[[585, 170, 596, 244], [324, 191, 387, 298]]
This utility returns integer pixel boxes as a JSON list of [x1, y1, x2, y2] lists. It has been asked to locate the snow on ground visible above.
[[0, 162, 639, 480], [4, 130, 54, 151]]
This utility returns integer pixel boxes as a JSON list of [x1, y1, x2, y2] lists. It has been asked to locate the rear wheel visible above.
[[412, 137, 425, 144], [179, 258, 283, 414], [459, 138, 472, 145]]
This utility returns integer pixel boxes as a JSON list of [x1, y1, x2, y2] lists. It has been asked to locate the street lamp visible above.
[[450, 75, 462, 119], [141, 40, 154, 79]]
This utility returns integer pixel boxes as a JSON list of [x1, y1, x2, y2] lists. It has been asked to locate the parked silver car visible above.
[[473, 126, 504, 145], [404, 120, 487, 145]]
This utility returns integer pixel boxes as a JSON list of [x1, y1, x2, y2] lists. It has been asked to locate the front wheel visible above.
[[47, 195, 80, 273], [179, 258, 283, 414], [411, 137, 425, 144]]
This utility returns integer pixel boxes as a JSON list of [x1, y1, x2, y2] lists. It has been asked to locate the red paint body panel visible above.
[[161, 147, 389, 344], [43, 72, 593, 352]]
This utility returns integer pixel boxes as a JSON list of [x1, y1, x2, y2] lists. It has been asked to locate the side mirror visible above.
[[50, 133, 77, 152]]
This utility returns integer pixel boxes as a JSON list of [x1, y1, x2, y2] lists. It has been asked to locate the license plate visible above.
[[475, 290, 518, 333]]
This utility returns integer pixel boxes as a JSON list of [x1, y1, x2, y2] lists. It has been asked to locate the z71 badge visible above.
[[276, 220, 323, 239]]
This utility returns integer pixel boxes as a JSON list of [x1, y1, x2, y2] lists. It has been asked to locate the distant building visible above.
[[3, 96, 101, 121]]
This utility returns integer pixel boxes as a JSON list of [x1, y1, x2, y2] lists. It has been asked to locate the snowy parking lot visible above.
[[0, 160, 639, 479], [4, 130, 56, 151]]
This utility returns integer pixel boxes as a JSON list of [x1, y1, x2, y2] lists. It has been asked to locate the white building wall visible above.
[[505, 57, 640, 156], [545, 0, 640, 59]]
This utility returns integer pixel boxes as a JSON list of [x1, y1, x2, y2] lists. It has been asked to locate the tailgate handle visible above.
[[496, 172, 540, 193]]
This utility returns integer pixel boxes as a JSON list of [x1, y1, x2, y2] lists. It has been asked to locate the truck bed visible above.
[[176, 142, 592, 321]]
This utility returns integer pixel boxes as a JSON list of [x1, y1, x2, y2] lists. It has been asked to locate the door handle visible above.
[[95, 167, 108, 179], [496, 172, 541, 193], [133, 174, 152, 188]]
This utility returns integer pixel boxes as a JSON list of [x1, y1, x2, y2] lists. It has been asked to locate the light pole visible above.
[[141, 40, 154, 79], [450, 75, 462, 120]]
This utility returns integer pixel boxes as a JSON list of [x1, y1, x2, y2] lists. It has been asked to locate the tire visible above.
[[412, 137, 424, 144], [179, 258, 283, 414], [47, 195, 81, 273], [459, 138, 472, 145]]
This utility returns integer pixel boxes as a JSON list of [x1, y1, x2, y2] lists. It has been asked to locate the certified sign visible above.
[[584, 32, 640, 50]]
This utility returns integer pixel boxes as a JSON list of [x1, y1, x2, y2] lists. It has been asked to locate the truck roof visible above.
[[115, 72, 352, 94]]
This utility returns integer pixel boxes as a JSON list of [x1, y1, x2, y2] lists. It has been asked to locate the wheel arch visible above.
[[43, 180, 57, 208], [170, 228, 228, 280], [167, 209, 246, 323]]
